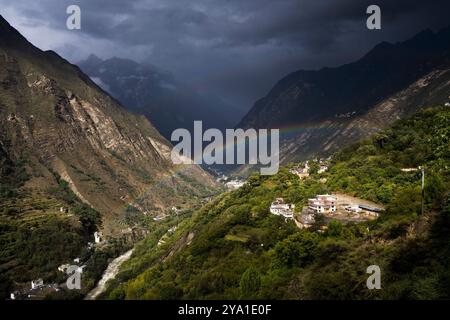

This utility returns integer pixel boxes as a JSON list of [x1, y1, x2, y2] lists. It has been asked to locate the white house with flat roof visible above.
[[31, 279, 44, 290], [225, 179, 245, 190], [308, 195, 337, 214], [270, 198, 295, 219]]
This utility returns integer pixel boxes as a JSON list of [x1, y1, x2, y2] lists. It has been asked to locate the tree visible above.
[[326, 220, 343, 237], [74, 204, 102, 235], [310, 214, 325, 232], [239, 267, 261, 299], [386, 186, 421, 216], [274, 232, 319, 267], [308, 162, 320, 175]]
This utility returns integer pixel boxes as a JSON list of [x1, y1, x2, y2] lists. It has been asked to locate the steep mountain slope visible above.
[[0, 15, 218, 235], [278, 62, 450, 163], [102, 106, 450, 300], [238, 27, 450, 164], [0, 15, 221, 299], [78, 55, 238, 139]]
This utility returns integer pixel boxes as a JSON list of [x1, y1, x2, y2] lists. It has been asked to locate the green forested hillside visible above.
[[103, 106, 450, 300], [0, 154, 122, 299]]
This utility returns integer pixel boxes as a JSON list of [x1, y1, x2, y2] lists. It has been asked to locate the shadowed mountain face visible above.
[[78, 55, 240, 139], [0, 15, 218, 235], [238, 26, 450, 165]]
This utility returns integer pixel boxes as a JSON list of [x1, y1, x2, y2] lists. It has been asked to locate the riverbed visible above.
[[85, 249, 134, 300]]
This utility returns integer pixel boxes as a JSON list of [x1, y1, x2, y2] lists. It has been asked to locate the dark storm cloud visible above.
[[1, 0, 450, 116]]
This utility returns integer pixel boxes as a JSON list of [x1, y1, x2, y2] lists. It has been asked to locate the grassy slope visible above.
[[103, 106, 450, 300]]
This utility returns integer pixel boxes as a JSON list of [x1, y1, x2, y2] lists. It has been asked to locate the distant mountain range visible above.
[[79, 55, 239, 139], [238, 26, 450, 166]]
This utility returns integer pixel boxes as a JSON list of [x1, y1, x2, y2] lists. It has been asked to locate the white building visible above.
[[401, 168, 419, 172], [171, 206, 181, 214], [94, 231, 103, 244], [58, 264, 70, 272], [318, 165, 328, 174], [358, 205, 383, 217], [308, 195, 337, 214], [31, 279, 44, 289], [270, 198, 295, 219], [225, 179, 245, 190], [290, 161, 310, 178], [168, 226, 178, 233], [344, 205, 362, 214]]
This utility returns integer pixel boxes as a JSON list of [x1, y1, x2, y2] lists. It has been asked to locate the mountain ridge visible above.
[[236, 25, 450, 167]]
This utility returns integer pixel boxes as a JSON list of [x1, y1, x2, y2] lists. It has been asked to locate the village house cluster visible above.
[[289, 159, 329, 179], [268, 197, 316, 229], [318, 164, 328, 174], [10, 256, 86, 300], [317, 158, 329, 174], [269, 198, 295, 219], [269, 191, 383, 231], [9, 230, 105, 300], [290, 162, 310, 179]]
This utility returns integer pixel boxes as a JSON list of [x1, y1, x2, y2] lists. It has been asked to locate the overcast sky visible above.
[[1, 0, 449, 113]]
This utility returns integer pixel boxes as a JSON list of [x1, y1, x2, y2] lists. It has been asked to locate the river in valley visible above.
[[85, 249, 134, 300]]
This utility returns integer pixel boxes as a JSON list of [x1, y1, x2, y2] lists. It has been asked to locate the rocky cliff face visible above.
[[238, 27, 450, 164], [0, 16, 218, 235]]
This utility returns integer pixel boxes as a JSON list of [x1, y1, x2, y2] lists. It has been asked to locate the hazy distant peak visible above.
[[86, 53, 103, 64]]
